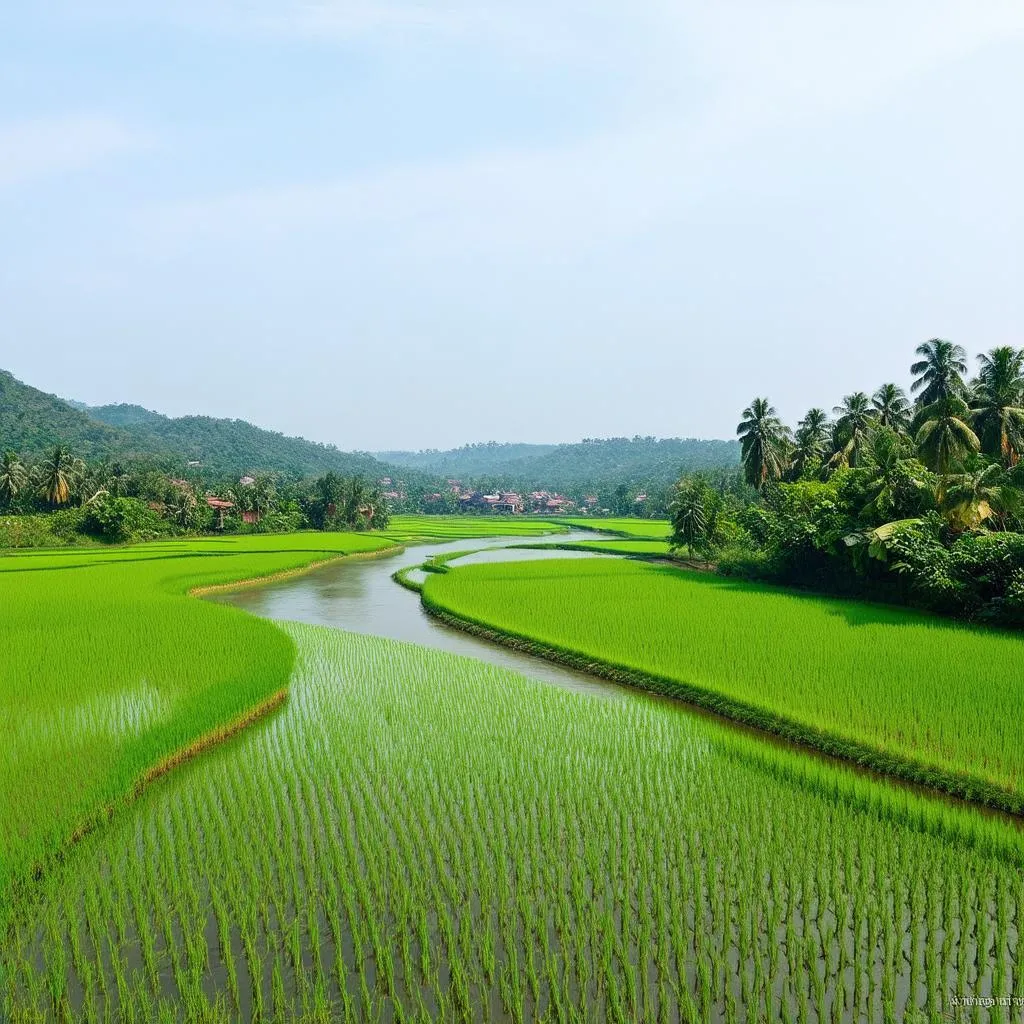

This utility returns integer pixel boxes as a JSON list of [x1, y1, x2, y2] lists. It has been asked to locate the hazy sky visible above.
[[2, 2, 1022, 450]]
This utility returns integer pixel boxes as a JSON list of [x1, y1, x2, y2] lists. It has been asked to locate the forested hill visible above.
[[378, 442, 560, 476], [0, 370, 390, 478], [0, 371, 136, 460], [382, 436, 741, 489], [84, 403, 386, 478]]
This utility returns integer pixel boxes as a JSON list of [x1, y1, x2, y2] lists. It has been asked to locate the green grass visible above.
[[422, 558, 1024, 809], [5, 626, 1021, 1022]]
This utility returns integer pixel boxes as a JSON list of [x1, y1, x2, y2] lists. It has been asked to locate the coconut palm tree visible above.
[[670, 478, 710, 554], [829, 392, 875, 469], [789, 408, 830, 479], [914, 396, 980, 477], [859, 428, 930, 521], [736, 398, 791, 490], [971, 346, 1024, 467], [942, 462, 1004, 532], [871, 383, 911, 432], [0, 451, 28, 506], [910, 338, 968, 406], [37, 445, 83, 506]]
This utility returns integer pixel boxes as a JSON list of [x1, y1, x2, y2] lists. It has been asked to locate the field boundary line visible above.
[[420, 595, 1024, 818], [135, 688, 288, 793], [189, 544, 404, 597]]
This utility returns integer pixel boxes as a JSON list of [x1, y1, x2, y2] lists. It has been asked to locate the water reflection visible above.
[[210, 533, 624, 698]]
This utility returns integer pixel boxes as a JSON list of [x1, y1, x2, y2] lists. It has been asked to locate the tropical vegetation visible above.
[[673, 340, 1024, 623]]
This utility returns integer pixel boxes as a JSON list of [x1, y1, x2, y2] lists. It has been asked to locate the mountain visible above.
[[382, 436, 741, 490], [0, 370, 393, 479], [83, 403, 387, 478], [2, 368, 740, 490], [0, 370, 136, 460], [378, 442, 560, 476]]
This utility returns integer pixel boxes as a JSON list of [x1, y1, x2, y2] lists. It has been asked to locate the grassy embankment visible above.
[[422, 558, 1024, 813], [5, 625, 1022, 1022]]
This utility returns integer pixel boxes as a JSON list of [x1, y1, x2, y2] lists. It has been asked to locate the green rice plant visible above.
[[422, 557, 1024, 810], [551, 516, 671, 540], [5, 619, 1023, 1021], [0, 530, 405, 919]]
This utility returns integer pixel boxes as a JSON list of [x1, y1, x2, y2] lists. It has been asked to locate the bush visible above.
[[715, 540, 774, 579], [79, 495, 168, 544], [246, 510, 307, 534], [0, 513, 92, 549]]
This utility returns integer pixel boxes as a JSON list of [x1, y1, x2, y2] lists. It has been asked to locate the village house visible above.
[[205, 496, 234, 529], [491, 492, 523, 513], [459, 491, 524, 513], [528, 491, 576, 513]]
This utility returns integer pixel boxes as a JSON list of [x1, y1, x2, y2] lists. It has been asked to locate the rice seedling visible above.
[[0, 530, 405, 924], [4, 626, 1021, 1022], [422, 557, 1024, 810]]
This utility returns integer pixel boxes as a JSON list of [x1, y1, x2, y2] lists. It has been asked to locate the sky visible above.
[[1, 2, 1022, 451]]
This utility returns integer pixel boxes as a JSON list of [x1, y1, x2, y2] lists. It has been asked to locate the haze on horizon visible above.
[[2, 2, 1022, 452]]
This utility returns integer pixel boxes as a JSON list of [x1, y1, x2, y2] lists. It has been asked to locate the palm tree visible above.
[[871, 383, 911, 432], [79, 461, 112, 506], [914, 396, 980, 476], [910, 338, 968, 406], [0, 451, 28, 506], [670, 479, 710, 554], [971, 346, 1024, 466], [37, 445, 83, 506], [829, 392, 875, 469], [941, 462, 1003, 532], [859, 428, 930, 521], [736, 398, 791, 490], [789, 408, 830, 479]]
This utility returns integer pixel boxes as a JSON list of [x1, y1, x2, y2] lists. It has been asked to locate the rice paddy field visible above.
[[553, 517, 671, 540], [422, 558, 1024, 811], [5, 625, 1023, 1023], [380, 516, 566, 543], [537, 518, 675, 556], [4, 517, 1023, 1022], [0, 533, 401, 916]]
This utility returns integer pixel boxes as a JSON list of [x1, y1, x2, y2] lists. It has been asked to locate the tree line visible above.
[[672, 340, 1024, 624], [0, 444, 389, 545]]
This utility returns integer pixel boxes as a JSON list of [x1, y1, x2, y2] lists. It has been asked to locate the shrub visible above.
[[79, 495, 168, 544]]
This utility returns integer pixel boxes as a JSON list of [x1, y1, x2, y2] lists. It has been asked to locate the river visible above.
[[208, 532, 627, 698]]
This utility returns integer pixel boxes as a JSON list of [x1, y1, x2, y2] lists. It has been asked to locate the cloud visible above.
[[58, 0, 654, 64], [0, 115, 145, 189], [137, 1, 1024, 254]]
